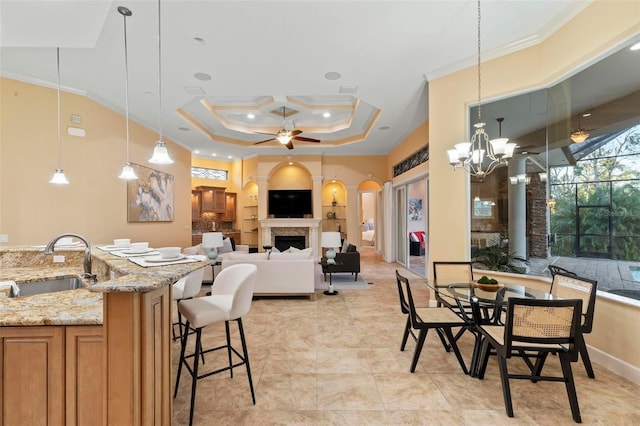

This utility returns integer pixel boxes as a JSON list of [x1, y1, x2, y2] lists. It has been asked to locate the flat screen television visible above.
[[268, 190, 312, 218]]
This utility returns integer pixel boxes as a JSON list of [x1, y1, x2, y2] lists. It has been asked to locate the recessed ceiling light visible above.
[[630, 41, 640, 51], [194, 150, 200, 154], [323, 112, 331, 118], [379, 126, 390, 131], [211, 153, 217, 157], [178, 127, 190, 131], [227, 155, 233, 159], [193, 36, 205, 45], [582, 112, 592, 117], [194, 72, 212, 81], [144, 91, 153, 96], [288, 162, 293, 165], [324, 71, 341, 80], [247, 113, 255, 119]]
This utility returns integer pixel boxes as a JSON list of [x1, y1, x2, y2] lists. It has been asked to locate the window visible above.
[[191, 167, 228, 181]]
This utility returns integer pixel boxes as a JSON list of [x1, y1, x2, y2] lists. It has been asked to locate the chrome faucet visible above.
[[44, 233, 95, 280]]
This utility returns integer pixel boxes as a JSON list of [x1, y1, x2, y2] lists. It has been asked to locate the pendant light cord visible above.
[[157, 0, 163, 142], [476, 0, 482, 123], [122, 8, 131, 163], [56, 47, 62, 169]]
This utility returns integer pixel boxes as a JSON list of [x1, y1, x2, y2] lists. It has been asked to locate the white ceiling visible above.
[[0, 0, 589, 160]]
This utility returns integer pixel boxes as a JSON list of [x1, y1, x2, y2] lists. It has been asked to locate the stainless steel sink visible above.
[[12, 276, 86, 298]]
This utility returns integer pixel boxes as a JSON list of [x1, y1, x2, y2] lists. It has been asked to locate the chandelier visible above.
[[446, 1, 516, 179], [570, 112, 590, 143]]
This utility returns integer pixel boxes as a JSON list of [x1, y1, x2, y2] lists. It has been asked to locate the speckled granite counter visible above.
[[0, 245, 208, 326]]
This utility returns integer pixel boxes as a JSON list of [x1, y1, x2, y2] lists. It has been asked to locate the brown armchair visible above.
[[322, 245, 361, 281]]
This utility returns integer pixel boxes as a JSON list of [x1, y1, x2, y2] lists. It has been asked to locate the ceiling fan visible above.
[[253, 106, 321, 150]]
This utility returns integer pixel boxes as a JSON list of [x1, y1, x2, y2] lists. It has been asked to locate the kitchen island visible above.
[[0, 246, 208, 425]]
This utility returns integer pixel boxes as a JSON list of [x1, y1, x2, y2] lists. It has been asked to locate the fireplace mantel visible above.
[[259, 218, 321, 257]]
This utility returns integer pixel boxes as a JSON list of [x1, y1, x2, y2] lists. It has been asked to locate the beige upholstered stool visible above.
[[171, 261, 206, 341], [174, 263, 257, 426]]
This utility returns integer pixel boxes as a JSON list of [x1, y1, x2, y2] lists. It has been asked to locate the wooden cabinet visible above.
[[0, 325, 105, 426], [197, 186, 225, 213], [191, 191, 201, 221], [65, 326, 105, 425], [221, 192, 236, 222], [0, 326, 65, 425]]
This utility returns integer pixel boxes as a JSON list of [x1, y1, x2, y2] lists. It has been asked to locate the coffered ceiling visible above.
[[0, 0, 589, 160]]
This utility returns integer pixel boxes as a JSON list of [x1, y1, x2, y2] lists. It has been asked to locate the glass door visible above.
[[395, 186, 407, 266], [577, 205, 612, 258]]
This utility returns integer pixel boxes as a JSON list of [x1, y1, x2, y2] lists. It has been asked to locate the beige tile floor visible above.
[[172, 247, 640, 425]]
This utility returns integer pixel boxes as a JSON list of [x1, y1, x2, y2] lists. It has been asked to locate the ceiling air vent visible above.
[[339, 86, 358, 94]]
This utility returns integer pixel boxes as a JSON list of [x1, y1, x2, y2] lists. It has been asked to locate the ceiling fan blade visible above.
[[254, 131, 276, 136], [292, 136, 321, 143], [290, 129, 302, 136], [285, 141, 294, 150], [254, 138, 276, 145]]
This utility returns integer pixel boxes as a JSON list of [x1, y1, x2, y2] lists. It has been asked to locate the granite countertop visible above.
[[0, 245, 209, 327]]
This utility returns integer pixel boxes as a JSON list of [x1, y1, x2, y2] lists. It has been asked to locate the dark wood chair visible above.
[[474, 297, 584, 423], [395, 270, 468, 374], [542, 271, 598, 378]]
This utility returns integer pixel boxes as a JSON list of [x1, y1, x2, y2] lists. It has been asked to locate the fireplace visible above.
[[259, 218, 321, 259], [275, 236, 305, 252]]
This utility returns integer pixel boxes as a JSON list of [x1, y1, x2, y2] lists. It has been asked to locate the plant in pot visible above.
[[473, 244, 528, 274]]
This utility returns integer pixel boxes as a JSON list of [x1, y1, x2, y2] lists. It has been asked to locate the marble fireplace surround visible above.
[[259, 218, 321, 258]]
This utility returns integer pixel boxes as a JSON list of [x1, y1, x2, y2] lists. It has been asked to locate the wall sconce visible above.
[[539, 172, 548, 182], [509, 174, 531, 185]]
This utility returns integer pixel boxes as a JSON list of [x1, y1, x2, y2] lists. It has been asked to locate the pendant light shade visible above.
[[50, 47, 69, 185], [118, 6, 137, 180], [148, 0, 173, 165]]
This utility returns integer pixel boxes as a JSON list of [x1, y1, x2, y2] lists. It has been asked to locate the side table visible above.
[[319, 261, 342, 296]]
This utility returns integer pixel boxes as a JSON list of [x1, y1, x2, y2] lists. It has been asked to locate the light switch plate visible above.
[[53, 255, 65, 263], [0, 234, 8, 243]]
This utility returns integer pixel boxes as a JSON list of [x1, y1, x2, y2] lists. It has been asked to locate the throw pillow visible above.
[[341, 239, 350, 253], [347, 244, 358, 252], [271, 246, 280, 252], [289, 246, 313, 254], [228, 236, 236, 251], [288, 246, 300, 252], [183, 244, 207, 256], [218, 237, 233, 254], [409, 232, 419, 242]]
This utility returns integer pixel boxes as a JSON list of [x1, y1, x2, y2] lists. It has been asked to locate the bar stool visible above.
[[171, 261, 206, 341], [174, 263, 257, 426]]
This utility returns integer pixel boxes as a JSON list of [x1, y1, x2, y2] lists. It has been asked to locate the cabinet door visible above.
[[221, 193, 236, 222], [191, 191, 201, 221], [65, 326, 105, 426], [0, 327, 65, 426], [199, 187, 225, 213]]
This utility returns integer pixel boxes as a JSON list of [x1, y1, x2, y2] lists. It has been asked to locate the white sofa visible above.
[[221, 251, 315, 300], [183, 242, 249, 283]]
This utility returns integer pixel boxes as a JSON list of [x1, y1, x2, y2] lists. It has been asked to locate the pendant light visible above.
[[118, 6, 137, 180], [148, 0, 173, 164], [49, 47, 69, 184], [446, 0, 516, 178]]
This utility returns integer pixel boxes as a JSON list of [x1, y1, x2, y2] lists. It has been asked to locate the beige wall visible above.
[[427, 0, 640, 373], [0, 77, 193, 248]]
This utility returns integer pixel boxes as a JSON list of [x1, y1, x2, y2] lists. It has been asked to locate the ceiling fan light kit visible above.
[[253, 106, 321, 150], [570, 128, 590, 143]]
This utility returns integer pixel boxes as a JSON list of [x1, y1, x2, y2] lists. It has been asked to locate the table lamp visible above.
[[202, 232, 224, 264], [321, 231, 342, 265]]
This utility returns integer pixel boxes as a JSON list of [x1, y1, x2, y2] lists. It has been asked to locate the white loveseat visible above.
[[221, 251, 315, 300]]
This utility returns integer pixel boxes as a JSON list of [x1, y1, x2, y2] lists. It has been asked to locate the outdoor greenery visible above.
[[550, 125, 640, 260]]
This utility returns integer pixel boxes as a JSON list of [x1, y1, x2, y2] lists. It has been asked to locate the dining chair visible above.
[[474, 297, 584, 423], [548, 264, 577, 279], [544, 271, 598, 378], [171, 264, 206, 342], [432, 261, 474, 341], [395, 270, 469, 374], [174, 263, 258, 426]]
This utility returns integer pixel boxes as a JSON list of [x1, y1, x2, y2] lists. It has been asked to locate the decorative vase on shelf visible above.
[[332, 200, 337, 207]]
